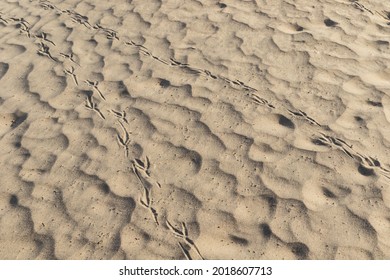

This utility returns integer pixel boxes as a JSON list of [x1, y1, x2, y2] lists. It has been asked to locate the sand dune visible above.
[[0, 0, 390, 259]]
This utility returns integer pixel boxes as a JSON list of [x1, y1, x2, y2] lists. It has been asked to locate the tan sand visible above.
[[0, 0, 390, 260]]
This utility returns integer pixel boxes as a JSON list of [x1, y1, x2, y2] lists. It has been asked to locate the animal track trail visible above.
[[376, 10, 390, 23], [0, 13, 32, 38], [250, 93, 275, 109], [3, 0, 388, 187], [2, 0, 389, 260], [287, 109, 322, 127], [198, 69, 218, 80], [1, 11, 53, 44], [166, 220, 204, 260], [2, 8, 113, 127], [110, 109, 128, 124], [37, 42, 58, 62], [84, 95, 105, 120], [132, 163, 148, 189], [9, 17, 30, 29], [312, 132, 390, 179], [35, 32, 56, 46], [131, 156, 155, 190], [131, 156, 162, 226], [0, 12, 8, 24], [139, 186, 159, 226], [133, 157, 151, 178], [116, 120, 131, 158], [93, 24, 119, 40], [34, 0, 390, 183], [59, 52, 80, 66], [64, 66, 78, 86], [19, 25, 32, 38], [356, 153, 390, 179], [351, 1, 372, 13], [36, 0, 258, 94], [68, 11, 92, 29], [133, 156, 162, 189], [169, 58, 189, 67], [312, 133, 355, 158], [84, 80, 106, 101], [350, 0, 390, 25], [177, 242, 192, 260], [39, 1, 58, 12]]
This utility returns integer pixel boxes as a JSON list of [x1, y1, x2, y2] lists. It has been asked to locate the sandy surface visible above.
[[0, 0, 390, 260]]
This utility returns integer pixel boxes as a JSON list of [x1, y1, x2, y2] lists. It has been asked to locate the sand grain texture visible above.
[[0, 0, 390, 259]]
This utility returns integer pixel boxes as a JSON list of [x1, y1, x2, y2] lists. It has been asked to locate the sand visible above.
[[0, 0, 390, 260]]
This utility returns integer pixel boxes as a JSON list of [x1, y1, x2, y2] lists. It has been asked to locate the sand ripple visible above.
[[0, 0, 390, 259]]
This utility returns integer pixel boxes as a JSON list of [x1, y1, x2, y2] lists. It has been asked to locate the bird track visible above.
[[84, 95, 105, 120], [166, 220, 204, 260]]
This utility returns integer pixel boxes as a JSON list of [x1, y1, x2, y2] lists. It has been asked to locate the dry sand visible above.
[[0, 0, 390, 260]]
